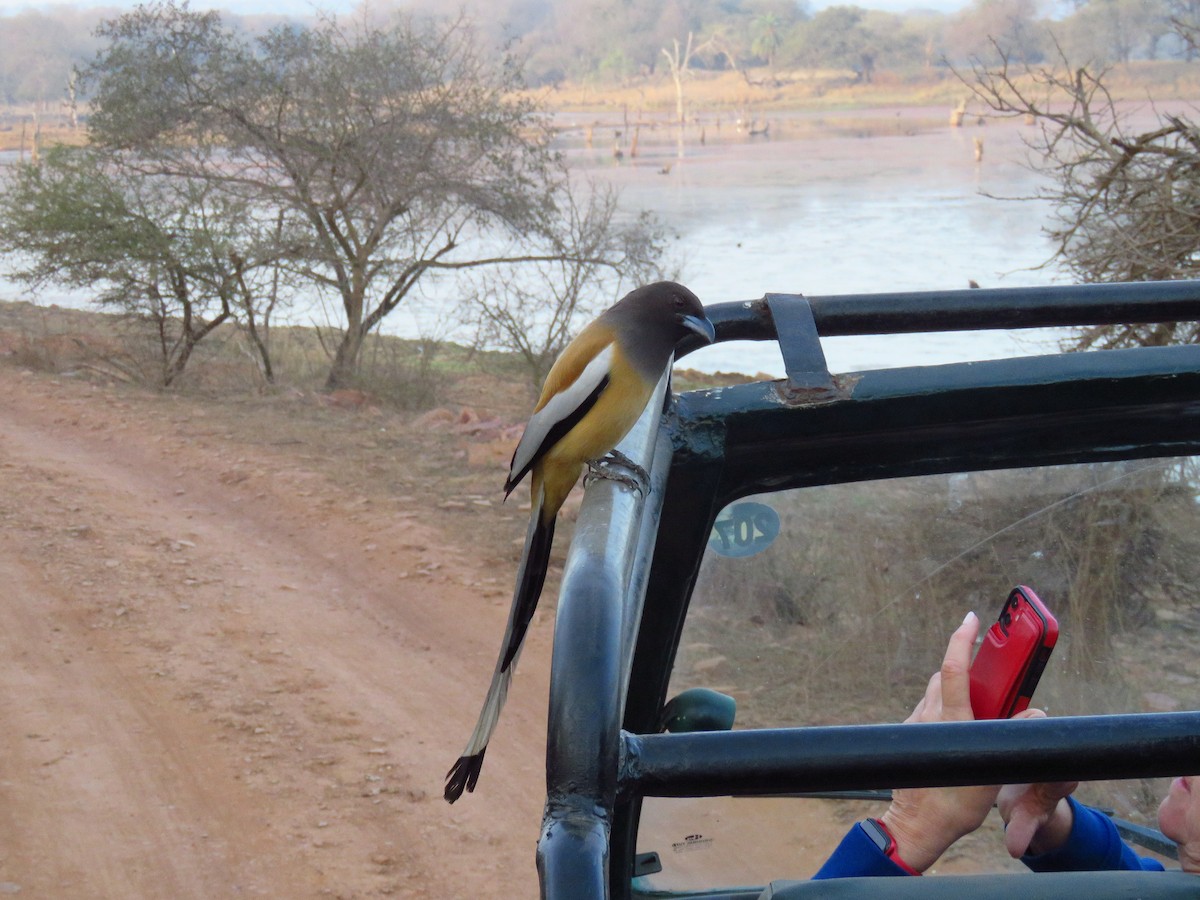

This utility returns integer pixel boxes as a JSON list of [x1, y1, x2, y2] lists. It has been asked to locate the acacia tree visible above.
[[963, 38, 1200, 348], [79, 3, 629, 389], [0, 145, 289, 384]]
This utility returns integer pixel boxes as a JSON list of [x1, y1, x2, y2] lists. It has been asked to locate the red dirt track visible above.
[[0, 367, 546, 898]]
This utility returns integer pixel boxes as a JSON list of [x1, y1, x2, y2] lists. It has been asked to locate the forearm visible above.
[[812, 821, 916, 880]]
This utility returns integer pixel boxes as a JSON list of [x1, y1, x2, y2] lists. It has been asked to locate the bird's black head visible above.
[[615, 281, 715, 346]]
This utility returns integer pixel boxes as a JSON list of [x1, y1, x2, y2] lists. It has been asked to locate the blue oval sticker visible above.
[[709, 502, 780, 558]]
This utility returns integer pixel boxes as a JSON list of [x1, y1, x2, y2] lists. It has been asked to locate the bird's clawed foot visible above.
[[584, 450, 650, 496]]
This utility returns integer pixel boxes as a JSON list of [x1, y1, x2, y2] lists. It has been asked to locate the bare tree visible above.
[[63, 69, 79, 130], [961, 38, 1200, 348], [661, 31, 718, 156], [463, 182, 674, 387], [1167, 0, 1200, 57]]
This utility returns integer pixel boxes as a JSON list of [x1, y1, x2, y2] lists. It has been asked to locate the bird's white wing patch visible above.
[[508, 342, 615, 482]]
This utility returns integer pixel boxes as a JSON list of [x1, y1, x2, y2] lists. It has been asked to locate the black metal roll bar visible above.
[[538, 280, 1200, 900], [621, 713, 1200, 798]]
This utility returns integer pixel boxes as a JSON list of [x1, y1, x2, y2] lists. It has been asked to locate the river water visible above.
[[1, 106, 1079, 377], [561, 105, 1069, 377]]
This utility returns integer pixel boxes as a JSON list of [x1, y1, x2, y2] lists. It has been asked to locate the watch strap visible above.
[[862, 818, 922, 876]]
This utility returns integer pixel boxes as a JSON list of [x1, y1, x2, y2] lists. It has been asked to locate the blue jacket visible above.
[[812, 797, 1166, 880], [1021, 796, 1165, 873]]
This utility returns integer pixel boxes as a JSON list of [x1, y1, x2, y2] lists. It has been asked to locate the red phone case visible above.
[[969, 586, 1059, 720]]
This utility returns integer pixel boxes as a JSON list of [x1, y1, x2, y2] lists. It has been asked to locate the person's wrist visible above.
[[862, 816, 922, 875], [878, 808, 939, 874]]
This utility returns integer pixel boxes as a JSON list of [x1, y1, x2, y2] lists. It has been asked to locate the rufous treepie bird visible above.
[[444, 281, 715, 803]]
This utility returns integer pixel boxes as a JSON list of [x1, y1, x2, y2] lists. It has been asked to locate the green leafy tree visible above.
[[0, 145, 286, 384], [801, 6, 879, 82], [751, 12, 785, 66], [946, 0, 1049, 65], [1058, 0, 1170, 64], [0, 9, 103, 106]]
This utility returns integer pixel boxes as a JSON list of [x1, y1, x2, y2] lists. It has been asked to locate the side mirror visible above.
[[659, 687, 736, 733]]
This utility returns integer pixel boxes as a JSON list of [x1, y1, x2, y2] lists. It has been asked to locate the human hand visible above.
[[1158, 776, 1200, 873], [880, 611, 1001, 873], [997, 767, 1078, 858]]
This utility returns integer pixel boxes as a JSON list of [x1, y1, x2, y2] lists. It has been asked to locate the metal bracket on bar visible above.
[[765, 293, 836, 397]]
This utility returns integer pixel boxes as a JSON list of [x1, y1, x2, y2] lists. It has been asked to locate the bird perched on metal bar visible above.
[[444, 281, 715, 803]]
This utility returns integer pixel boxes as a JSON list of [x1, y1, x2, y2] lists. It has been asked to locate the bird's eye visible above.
[[672, 294, 688, 308]]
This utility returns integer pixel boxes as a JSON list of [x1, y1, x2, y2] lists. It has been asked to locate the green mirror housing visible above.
[[659, 688, 737, 734]]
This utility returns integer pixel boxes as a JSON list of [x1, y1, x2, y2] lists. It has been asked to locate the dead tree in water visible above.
[[64, 71, 79, 131], [662, 32, 715, 158], [950, 98, 968, 127]]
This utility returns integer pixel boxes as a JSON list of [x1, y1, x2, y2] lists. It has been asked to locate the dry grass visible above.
[[0, 117, 86, 153], [530, 60, 1200, 117]]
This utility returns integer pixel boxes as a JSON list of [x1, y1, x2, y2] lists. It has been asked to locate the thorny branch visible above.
[[958, 37, 1200, 349]]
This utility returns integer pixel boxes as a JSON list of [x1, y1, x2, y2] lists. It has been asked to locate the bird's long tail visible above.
[[444, 499, 556, 803]]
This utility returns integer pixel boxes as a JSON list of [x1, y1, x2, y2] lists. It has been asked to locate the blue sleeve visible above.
[[1022, 797, 1166, 873], [812, 822, 913, 879]]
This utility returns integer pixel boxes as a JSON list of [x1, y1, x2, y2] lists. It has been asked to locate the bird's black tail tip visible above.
[[444, 750, 487, 804]]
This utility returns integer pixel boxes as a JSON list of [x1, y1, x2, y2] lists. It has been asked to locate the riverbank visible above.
[[530, 60, 1200, 115], [5, 59, 1200, 155]]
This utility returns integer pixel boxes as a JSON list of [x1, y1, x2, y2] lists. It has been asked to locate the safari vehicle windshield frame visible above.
[[534, 280, 1200, 900]]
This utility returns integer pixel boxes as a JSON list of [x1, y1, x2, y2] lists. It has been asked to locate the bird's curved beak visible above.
[[681, 313, 716, 344]]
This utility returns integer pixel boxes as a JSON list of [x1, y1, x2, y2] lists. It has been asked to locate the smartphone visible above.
[[969, 585, 1059, 720]]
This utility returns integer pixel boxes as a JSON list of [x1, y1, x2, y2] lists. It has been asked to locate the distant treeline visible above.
[[1, 0, 1196, 107]]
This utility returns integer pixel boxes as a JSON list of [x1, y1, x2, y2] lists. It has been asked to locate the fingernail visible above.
[[963, 611, 977, 625]]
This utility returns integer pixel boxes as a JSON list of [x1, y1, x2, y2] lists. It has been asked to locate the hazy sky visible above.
[[0, 0, 974, 18]]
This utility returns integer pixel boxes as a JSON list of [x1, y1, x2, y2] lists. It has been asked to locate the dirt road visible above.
[[0, 367, 548, 898]]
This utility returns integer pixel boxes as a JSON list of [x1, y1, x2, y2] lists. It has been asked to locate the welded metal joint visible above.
[[615, 731, 644, 802], [663, 395, 727, 468]]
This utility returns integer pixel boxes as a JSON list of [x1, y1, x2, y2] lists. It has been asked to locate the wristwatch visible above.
[[861, 818, 922, 876]]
